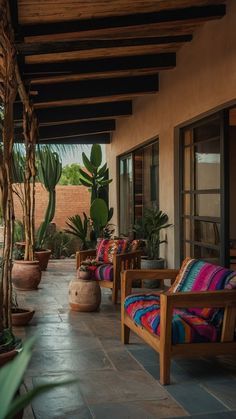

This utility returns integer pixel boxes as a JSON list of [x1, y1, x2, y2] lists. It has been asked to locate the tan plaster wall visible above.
[[107, 0, 236, 267]]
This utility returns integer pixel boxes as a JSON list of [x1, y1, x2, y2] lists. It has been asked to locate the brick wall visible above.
[[13, 183, 91, 229]]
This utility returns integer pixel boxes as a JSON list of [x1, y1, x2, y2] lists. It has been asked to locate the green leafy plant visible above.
[[65, 213, 89, 250], [59, 163, 81, 185], [133, 208, 172, 260], [0, 337, 76, 419], [36, 147, 62, 250], [44, 230, 75, 259]]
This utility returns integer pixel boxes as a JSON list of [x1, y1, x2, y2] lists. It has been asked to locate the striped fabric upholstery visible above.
[[96, 239, 128, 263], [124, 259, 236, 344], [125, 294, 218, 344], [94, 264, 113, 281]]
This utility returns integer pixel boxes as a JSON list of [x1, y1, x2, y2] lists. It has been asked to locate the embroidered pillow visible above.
[[96, 239, 127, 263]]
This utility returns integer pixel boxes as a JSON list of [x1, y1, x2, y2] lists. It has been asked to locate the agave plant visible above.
[[36, 147, 62, 250], [65, 213, 89, 250]]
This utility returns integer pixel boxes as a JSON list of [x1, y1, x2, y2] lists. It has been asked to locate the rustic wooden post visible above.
[[0, 0, 18, 330]]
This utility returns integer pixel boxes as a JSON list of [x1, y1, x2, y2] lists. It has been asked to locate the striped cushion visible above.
[[170, 258, 236, 321], [125, 294, 219, 344], [96, 239, 128, 263], [94, 264, 113, 281]]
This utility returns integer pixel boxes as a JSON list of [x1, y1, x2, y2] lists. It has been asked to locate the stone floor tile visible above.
[[89, 399, 188, 419], [28, 349, 113, 374], [166, 382, 229, 415], [127, 346, 159, 366], [77, 370, 169, 404], [201, 379, 236, 409], [106, 348, 143, 371]]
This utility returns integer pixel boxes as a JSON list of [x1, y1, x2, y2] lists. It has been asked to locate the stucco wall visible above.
[[107, 0, 236, 267]]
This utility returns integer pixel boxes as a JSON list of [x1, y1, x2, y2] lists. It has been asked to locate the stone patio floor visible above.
[[15, 259, 236, 419]]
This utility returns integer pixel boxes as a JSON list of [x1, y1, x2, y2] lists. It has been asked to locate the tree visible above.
[[59, 163, 81, 185]]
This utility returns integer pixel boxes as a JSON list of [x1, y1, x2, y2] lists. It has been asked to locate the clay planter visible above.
[[34, 249, 51, 271], [12, 308, 35, 326], [12, 260, 42, 290], [0, 348, 18, 367], [77, 270, 91, 280], [69, 278, 101, 312]]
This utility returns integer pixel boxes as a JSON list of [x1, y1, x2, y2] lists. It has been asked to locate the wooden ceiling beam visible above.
[[13, 101, 132, 123], [17, 35, 192, 56], [30, 75, 159, 105], [22, 53, 175, 82], [14, 119, 116, 140], [15, 133, 111, 145], [20, 5, 226, 37]]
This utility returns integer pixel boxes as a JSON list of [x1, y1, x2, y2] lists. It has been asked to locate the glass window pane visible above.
[[194, 221, 220, 245], [195, 140, 220, 190], [184, 146, 191, 190], [119, 156, 133, 235], [193, 118, 220, 142], [194, 245, 220, 264], [195, 194, 220, 217]]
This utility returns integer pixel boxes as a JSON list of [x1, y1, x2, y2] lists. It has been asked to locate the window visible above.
[[180, 115, 223, 264], [119, 140, 159, 236]]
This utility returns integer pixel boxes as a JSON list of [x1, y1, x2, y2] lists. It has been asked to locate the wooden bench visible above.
[[121, 259, 236, 384]]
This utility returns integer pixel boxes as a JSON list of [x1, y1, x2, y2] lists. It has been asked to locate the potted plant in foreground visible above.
[[134, 208, 172, 288]]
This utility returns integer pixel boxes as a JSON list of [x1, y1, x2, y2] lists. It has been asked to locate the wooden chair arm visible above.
[[121, 269, 179, 304], [162, 289, 236, 309], [76, 249, 96, 269], [114, 250, 142, 262]]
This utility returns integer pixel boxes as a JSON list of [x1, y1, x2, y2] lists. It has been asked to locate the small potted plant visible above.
[[78, 264, 91, 280], [11, 291, 35, 327]]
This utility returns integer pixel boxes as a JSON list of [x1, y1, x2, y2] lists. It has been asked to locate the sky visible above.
[[57, 143, 106, 167]]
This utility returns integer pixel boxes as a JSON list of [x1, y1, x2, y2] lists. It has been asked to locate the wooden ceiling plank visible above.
[[14, 101, 132, 123], [15, 119, 116, 139], [19, 5, 226, 37], [23, 53, 174, 80], [30, 75, 159, 104], [17, 35, 192, 56], [18, 1, 225, 24], [16, 132, 111, 144]]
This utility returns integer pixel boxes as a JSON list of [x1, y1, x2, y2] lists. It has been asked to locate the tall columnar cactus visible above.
[[36, 147, 62, 249]]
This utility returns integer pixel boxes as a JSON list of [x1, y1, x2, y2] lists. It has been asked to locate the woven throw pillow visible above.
[[96, 239, 128, 263]]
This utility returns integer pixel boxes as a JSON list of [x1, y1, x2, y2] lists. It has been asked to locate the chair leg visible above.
[[121, 322, 130, 344], [159, 351, 171, 385], [112, 283, 118, 304]]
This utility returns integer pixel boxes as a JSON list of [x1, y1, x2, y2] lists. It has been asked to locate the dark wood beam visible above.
[[37, 133, 111, 144], [14, 101, 132, 123], [30, 75, 159, 104], [17, 35, 192, 56], [20, 5, 226, 37], [9, 0, 21, 40], [22, 53, 175, 81], [15, 120, 116, 139]]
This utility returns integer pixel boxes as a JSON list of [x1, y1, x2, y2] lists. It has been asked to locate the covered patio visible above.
[[17, 260, 236, 418], [1, 0, 236, 418]]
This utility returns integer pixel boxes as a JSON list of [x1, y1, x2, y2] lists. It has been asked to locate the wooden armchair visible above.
[[121, 259, 236, 385], [76, 248, 141, 304]]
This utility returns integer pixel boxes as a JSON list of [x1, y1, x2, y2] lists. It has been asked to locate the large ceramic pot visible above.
[[12, 260, 41, 290], [0, 348, 18, 367], [69, 278, 101, 312], [11, 308, 35, 327], [141, 257, 165, 288], [34, 249, 51, 271]]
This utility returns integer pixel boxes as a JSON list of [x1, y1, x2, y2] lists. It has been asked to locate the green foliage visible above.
[[0, 337, 76, 419], [13, 220, 24, 244], [0, 329, 21, 355], [44, 230, 75, 258], [90, 198, 108, 237], [11, 149, 25, 184], [133, 208, 172, 260], [80, 144, 112, 205], [36, 147, 62, 249], [59, 163, 82, 185], [65, 213, 89, 250]]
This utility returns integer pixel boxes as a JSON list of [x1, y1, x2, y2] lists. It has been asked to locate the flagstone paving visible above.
[[14, 260, 236, 419]]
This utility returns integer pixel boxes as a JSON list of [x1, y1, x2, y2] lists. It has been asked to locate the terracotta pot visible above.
[[12, 308, 35, 326], [34, 249, 51, 271], [12, 260, 41, 290], [0, 348, 18, 367], [69, 278, 101, 312], [77, 270, 91, 280], [141, 257, 165, 288]]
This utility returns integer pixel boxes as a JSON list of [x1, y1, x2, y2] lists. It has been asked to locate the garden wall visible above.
[[13, 183, 91, 229]]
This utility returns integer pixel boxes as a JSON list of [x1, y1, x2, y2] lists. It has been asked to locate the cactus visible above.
[[36, 147, 62, 249]]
